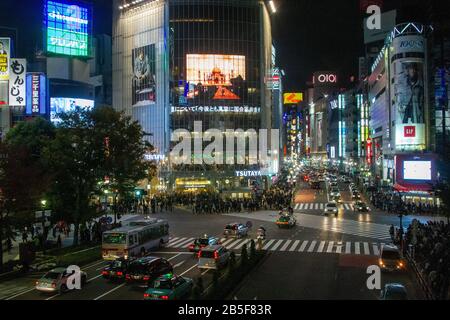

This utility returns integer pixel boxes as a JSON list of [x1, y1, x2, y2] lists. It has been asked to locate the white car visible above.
[[36, 267, 87, 293], [330, 188, 340, 197], [324, 203, 339, 215]]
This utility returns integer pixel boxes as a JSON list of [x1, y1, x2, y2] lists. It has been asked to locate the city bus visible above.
[[102, 218, 169, 261]]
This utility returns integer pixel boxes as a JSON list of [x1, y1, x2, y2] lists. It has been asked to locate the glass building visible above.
[[112, 0, 279, 196]]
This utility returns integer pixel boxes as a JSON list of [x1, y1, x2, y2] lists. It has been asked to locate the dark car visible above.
[[354, 201, 370, 212], [125, 257, 173, 286], [187, 236, 220, 253], [102, 258, 133, 281]]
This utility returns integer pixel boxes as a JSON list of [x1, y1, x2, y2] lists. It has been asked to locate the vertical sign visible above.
[[9, 58, 26, 106], [0, 38, 11, 80], [26, 73, 47, 115]]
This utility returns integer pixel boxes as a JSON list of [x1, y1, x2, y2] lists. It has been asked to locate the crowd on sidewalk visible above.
[[369, 190, 439, 215], [405, 220, 450, 300]]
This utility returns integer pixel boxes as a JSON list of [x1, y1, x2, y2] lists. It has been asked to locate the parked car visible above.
[[36, 267, 87, 293], [197, 245, 230, 270]]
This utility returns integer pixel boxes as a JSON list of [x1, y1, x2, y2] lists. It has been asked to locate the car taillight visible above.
[[214, 251, 219, 260], [102, 270, 109, 276], [143, 276, 150, 281], [144, 293, 150, 298], [188, 244, 194, 249], [197, 251, 201, 258], [160, 295, 169, 300], [126, 274, 131, 280], [116, 271, 123, 277]]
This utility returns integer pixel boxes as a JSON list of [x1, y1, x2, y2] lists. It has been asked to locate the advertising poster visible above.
[[394, 61, 426, 149], [9, 58, 26, 106], [0, 38, 11, 81], [132, 44, 156, 106], [50, 97, 94, 123], [26, 73, 47, 115]]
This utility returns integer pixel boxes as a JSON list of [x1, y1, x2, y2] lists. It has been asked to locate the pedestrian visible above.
[[6, 238, 12, 253], [22, 231, 28, 243], [57, 234, 62, 249]]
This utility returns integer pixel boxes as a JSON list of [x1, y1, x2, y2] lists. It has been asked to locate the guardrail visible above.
[[405, 252, 435, 300]]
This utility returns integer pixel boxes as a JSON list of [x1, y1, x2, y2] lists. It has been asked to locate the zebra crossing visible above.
[[166, 237, 384, 256], [294, 203, 359, 211]]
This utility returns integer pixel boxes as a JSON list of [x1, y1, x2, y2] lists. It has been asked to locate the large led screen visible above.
[[132, 44, 156, 106], [45, 1, 91, 57], [50, 97, 94, 124], [403, 161, 432, 181], [186, 54, 246, 87]]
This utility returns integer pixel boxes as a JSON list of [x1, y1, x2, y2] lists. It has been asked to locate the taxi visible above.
[[143, 274, 193, 300], [276, 215, 297, 229], [187, 235, 220, 253]]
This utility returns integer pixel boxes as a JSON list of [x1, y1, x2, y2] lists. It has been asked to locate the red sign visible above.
[[404, 126, 416, 138], [366, 138, 373, 164]]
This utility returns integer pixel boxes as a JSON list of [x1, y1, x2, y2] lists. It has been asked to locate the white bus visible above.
[[102, 218, 169, 261]]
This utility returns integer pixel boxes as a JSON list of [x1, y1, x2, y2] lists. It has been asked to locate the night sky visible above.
[[0, 0, 367, 91]]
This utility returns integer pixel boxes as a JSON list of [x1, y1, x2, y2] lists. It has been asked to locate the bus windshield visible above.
[[103, 233, 127, 244]]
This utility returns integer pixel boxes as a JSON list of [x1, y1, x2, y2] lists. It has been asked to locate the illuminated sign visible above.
[[171, 106, 260, 114], [284, 93, 303, 104], [144, 154, 166, 161], [26, 73, 47, 115], [403, 161, 431, 181], [50, 97, 94, 123], [235, 171, 262, 177], [9, 59, 26, 106], [45, 1, 92, 57], [0, 38, 10, 81], [186, 54, 246, 86], [313, 72, 338, 86]]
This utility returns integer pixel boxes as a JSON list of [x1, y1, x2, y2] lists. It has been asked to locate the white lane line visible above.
[[84, 260, 109, 270], [227, 239, 243, 250], [235, 239, 250, 250], [174, 260, 187, 268], [173, 238, 195, 249], [307, 240, 317, 253], [5, 288, 36, 300], [87, 274, 103, 282], [263, 239, 275, 250], [336, 242, 342, 254], [168, 253, 184, 261], [45, 293, 60, 300], [363, 242, 370, 255], [355, 242, 361, 255], [317, 241, 326, 253], [167, 237, 186, 246], [299, 241, 309, 252], [372, 243, 380, 256], [345, 242, 351, 254], [221, 238, 236, 247], [179, 264, 198, 277], [201, 269, 209, 276], [270, 240, 284, 251], [220, 238, 226, 243], [280, 240, 292, 252], [289, 240, 300, 252], [93, 283, 126, 300], [326, 241, 334, 253]]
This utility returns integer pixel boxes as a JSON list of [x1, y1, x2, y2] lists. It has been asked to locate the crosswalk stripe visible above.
[[220, 238, 226, 243], [299, 240, 309, 252], [372, 243, 380, 256], [355, 242, 361, 255], [315, 204, 319, 210], [221, 238, 236, 247], [168, 237, 186, 246], [263, 239, 275, 250], [363, 242, 370, 255], [327, 241, 334, 253], [336, 242, 342, 254], [270, 240, 284, 251], [344, 204, 350, 210], [173, 238, 195, 248], [299, 204, 304, 210], [317, 241, 326, 253], [227, 239, 243, 249], [307, 240, 317, 252], [280, 240, 292, 252], [289, 240, 300, 252], [320, 204, 324, 210], [234, 239, 250, 250], [345, 242, 351, 254]]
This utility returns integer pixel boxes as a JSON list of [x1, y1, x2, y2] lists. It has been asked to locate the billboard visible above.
[[50, 97, 94, 123], [395, 154, 437, 191], [26, 73, 47, 115], [284, 93, 303, 104], [363, 10, 396, 44], [45, 1, 92, 57], [9, 58, 26, 106], [0, 38, 11, 81], [313, 72, 338, 87], [403, 161, 431, 181], [132, 44, 156, 106]]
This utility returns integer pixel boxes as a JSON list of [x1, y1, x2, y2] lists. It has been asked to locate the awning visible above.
[[393, 183, 432, 193]]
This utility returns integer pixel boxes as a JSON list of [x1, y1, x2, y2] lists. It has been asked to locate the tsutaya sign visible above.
[[235, 170, 262, 177]]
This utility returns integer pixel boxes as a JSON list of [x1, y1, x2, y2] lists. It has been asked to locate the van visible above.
[[379, 245, 405, 272], [197, 245, 230, 270]]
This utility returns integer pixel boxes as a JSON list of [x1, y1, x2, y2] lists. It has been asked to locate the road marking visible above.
[[173, 238, 195, 248], [221, 238, 236, 247], [299, 241, 309, 252], [5, 288, 36, 300], [87, 274, 103, 282], [299, 204, 304, 210], [307, 240, 317, 253], [227, 239, 243, 250], [179, 264, 198, 277], [84, 260, 108, 270], [45, 293, 60, 300], [355, 242, 361, 255], [167, 237, 187, 246], [317, 241, 326, 253], [235, 239, 251, 250], [295, 204, 299, 210], [168, 253, 184, 261], [372, 243, 380, 256], [326, 241, 334, 253], [345, 242, 351, 254], [280, 240, 292, 252], [174, 260, 187, 268], [201, 269, 209, 276], [363, 242, 370, 255], [270, 240, 284, 251], [289, 240, 300, 252], [336, 242, 342, 254], [315, 203, 319, 210], [263, 239, 275, 250], [94, 283, 126, 300], [320, 204, 324, 210]]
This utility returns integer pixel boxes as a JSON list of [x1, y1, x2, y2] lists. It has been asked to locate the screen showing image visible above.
[[50, 97, 94, 124], [132, 44, 156, 106], [403, 161, 431, 181]]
